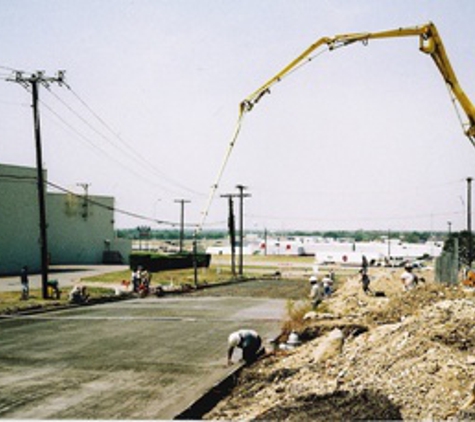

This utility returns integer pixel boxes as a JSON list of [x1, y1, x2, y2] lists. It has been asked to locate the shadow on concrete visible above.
[[174, 366, 244, 420]]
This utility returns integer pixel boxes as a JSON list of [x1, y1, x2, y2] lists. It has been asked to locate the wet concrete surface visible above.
[[0, 293, 286, 420]]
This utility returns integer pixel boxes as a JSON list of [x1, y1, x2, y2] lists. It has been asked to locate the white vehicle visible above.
[[314, 252, 381, 267]]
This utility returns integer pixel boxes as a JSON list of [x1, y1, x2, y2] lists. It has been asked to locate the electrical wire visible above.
[[0, 64, 24, 72], [3, 66, 206, 199], [53, 85, 206, 197], [0, 173, 465, 230], [0, 173, 169, 224], [46, 180, 188, 227], [40, 90, 189, 196], [0, 173, 224, 230], [0, 174, 36, 184], [38, 98, 184, 195]]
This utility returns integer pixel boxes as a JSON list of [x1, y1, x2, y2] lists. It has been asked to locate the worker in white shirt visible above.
[[400, 265, 416, 291], [227, 329, 264, 365]]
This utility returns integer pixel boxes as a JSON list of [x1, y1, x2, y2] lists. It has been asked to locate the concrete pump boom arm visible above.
[[240, 22, 475, 144]]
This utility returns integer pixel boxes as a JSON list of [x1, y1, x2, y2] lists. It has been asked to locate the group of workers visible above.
[[17, 258, 427, 369], [69, 284, 90, 304], [358, 257, 425, 295], [131, 265, 152, 296], [308, 271, 334, 309], [19, 266, 61, 300]]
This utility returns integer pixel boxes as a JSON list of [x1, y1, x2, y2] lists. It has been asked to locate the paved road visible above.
[[0, 293, 286, 419], [0, 265, 128, 293]]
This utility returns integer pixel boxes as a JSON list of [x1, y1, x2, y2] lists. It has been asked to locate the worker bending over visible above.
[[227, 329, 264, 366]]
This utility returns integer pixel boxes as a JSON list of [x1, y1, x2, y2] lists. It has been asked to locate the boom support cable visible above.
[[195, 109, 246, 235], [194, 48, 331, 236]]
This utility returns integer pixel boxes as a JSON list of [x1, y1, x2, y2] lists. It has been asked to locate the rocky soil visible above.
[[205, 267, 475, 421]]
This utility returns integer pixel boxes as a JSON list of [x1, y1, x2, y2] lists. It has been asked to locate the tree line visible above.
[[117, 228, 448, 244]]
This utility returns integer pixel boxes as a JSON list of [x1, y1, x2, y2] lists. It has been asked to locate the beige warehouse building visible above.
[[0, 163, 131, 275]]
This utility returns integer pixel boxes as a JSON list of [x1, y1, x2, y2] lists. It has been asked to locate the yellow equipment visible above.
[[462, 269, 475, 287], [196, 23, 475, 234], [240, 22, 475, 146]]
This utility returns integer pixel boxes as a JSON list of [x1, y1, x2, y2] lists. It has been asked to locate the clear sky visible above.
[[1, 0, 475, 233]]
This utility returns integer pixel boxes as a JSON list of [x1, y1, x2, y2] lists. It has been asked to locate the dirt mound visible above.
[[205, 269, 475, 421], [255, 390, 402, 421]]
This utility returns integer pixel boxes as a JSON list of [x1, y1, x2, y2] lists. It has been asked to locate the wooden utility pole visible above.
[[77, 183, 90, 219], [175, 199, 190, 253], [236, 185, 251, 277], [9, 71, 65, 299], [221, 193, 238, 277]]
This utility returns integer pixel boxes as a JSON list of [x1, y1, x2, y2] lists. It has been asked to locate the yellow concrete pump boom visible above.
[[240, 22, 475, 146]]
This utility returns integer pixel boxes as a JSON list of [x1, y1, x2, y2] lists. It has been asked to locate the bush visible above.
[[129, 252, 211, 272]]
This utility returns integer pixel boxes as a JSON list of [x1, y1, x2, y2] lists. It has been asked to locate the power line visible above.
[[0, 64, 25, 72], [0, 173, 465, 228], [38, 98, 184, 195], [0, 173, 220, 229], [51, 85, 206, 197], [2, 66, 205, 199], [46, 181, 183, 227]]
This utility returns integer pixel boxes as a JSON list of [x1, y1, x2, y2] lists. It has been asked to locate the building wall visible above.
[[0, 163, 131, 275], [47, 193, 117, 265], [0, 164, 41, 274]]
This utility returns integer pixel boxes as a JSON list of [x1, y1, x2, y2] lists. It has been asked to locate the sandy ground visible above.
[[205, 267, 475, 421], [0, 294, 285, 420]]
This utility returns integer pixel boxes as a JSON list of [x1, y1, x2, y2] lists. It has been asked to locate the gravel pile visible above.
[[206, 271, 475, 421]]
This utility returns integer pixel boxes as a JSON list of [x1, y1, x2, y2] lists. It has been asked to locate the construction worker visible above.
[[20, 266, 29, 300], [309, 276, 323, 309], [360, 269, 373, 295], [227, 329, 264, 365], [401, 264, 416, 291], [131, 266, 142, 293], [322, 274, 333, 297]]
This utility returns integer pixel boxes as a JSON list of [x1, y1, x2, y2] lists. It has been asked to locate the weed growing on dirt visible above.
[[281, 299, 312, 336]]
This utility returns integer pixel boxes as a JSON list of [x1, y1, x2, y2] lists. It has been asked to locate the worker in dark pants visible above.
[[360, 269, 373, 295], [227, 329, 264, 366], [20, 266, 29, 300]]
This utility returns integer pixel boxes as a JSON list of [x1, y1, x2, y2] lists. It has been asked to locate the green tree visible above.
[[444, 231, 475, 266]]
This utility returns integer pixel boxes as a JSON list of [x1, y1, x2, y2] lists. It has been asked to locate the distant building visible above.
[[0, 163, 131, 275], [206, 234, 443, 264]]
